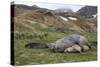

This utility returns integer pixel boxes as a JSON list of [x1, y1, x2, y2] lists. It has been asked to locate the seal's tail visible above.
[[25, 42, 48, 48]]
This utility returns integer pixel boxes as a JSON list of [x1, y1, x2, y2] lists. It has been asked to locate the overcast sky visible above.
[[14, 1, 84, 12]]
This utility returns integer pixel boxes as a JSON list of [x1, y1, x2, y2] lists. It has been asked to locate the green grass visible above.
[[14, 31, 97, 65]]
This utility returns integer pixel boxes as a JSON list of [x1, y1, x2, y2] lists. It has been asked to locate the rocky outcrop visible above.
[[77, 6, 97, 18]]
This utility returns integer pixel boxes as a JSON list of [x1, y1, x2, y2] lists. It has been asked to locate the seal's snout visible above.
[[87, 43, 92, 48]]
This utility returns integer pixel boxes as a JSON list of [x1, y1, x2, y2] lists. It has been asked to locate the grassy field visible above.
[[14, 31, 97, 65]]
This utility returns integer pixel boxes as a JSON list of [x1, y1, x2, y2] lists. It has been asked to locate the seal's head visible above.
[[46, 43, 55, 50]]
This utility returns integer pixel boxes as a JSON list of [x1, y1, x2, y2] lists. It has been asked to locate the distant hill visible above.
[[11, 4, 40, 17], [11, 4, 97, 33], [32, 5, 40, 8], [77, 6, 97, 18], [55, 8, 73, 13]]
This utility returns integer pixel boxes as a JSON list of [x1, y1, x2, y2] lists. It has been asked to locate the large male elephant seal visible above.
[[25, 34, 90, 53]]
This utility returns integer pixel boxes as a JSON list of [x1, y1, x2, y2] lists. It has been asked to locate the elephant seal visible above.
[[64, 44, 89, 53], [47, 34, 89, 52], [64, 45, 82, 53]]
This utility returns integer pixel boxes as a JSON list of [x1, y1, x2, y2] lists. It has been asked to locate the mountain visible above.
[[55, 8, 73, 13], [11, 4, 97, 33], [77, 6, 97, 18], [32, 5, 40, 8]]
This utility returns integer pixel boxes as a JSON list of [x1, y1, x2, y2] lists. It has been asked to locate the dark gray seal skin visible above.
[[47, 34, 89, 52], [25, 42, 48, 48], [63, 34, 88, 45]]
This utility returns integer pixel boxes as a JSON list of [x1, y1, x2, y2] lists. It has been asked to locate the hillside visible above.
[[11, 4, 40, 17], [11, 4, 97, 33]]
